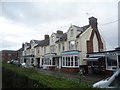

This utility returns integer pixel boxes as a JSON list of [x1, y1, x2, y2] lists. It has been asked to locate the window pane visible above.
[[68, 57, 70, 66], [63, 57, 65, 66], [71, 56, 73, 66], [75, 56, 78, 66], [52, 58, 55, 65], [66, 57, 68, 66]]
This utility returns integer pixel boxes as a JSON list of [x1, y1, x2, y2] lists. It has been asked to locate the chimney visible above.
[[44, 34, 49, 40], [57, 30, 63, 34], [22, 43, 24, 49], [89, 17, 98, 29]]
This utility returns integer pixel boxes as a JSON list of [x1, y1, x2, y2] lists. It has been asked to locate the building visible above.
[[21, 17, 106, 72], [84, 47, 120, 75], [1, 50, 18, 62]]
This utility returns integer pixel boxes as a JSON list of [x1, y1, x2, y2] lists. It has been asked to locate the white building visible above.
[[21, 17, 106, 72]]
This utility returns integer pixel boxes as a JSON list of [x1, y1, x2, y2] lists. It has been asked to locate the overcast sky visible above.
[[0, 0, 119, 51]]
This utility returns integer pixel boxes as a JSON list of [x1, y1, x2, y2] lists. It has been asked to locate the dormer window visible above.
[[51, 36, 54, 42]]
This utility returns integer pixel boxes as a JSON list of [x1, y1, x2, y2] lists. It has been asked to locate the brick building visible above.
[[1, 50, 18, 62]]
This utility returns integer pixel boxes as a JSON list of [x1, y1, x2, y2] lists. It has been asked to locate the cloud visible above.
[[0, 1, 119, 50]]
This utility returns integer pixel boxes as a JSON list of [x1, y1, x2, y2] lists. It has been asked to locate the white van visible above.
[[93, 69, 120, 88]]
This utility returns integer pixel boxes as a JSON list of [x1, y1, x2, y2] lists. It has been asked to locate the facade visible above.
[[1, 50, 18, 62], [21, 17, 106, 72]]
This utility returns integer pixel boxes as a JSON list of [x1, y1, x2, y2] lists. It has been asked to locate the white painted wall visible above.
[[77, 26, 92, 65]]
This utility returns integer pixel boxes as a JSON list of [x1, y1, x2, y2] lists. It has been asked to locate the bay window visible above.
[[62, 55, 79, 67]]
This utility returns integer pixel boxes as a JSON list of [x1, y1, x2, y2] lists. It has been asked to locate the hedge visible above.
[[2, 62, 93, 88]]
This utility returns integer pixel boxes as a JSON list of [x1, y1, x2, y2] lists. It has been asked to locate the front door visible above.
[[37, 58, 40, 67]]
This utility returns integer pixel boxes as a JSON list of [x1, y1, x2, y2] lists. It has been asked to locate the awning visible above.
[[83, 58, 99, 61]]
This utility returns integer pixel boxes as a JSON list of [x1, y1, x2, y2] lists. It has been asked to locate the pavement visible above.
[[35, 67, 109, 86]]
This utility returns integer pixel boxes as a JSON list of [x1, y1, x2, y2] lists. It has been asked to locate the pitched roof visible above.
[[33, 40, 42, 44], [34, 39, 50, 48], [76, 25, 90, 38], [56, 33, 67, 43], [53, 33, 63, 38], [25, 42, 30, 46], [72, 25, 81, 30]]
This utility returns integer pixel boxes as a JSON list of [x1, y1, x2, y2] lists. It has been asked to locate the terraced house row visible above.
[[21, 17, 106, 72]]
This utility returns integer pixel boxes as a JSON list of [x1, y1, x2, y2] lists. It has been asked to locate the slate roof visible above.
[[56, 33, 67, 43], [76, 25, 90, 38], [33, 40, 42, 44], [34, 39, 50, 48], [53, 33, 63, 38]]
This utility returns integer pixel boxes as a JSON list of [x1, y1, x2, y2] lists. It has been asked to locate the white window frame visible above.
[[62, 55, 79, 68]]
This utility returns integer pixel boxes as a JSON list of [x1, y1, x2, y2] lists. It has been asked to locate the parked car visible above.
[[13, 60, 20, 66], [7, 61, 10, 64], [93, 69, 120, 88], [21, 63, 33, 68]]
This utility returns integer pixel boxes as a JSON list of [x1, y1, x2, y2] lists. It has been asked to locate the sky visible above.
[[0, 0, 119, 51]]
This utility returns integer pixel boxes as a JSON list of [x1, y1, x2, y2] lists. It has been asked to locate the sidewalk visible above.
[[35, 68, 108, 86]]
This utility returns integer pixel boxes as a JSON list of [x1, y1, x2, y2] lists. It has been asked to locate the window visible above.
[[63, 57, 65, 66], [66, 57, 68, 66], [62, 56, 79, 67], [75, 56, 78, 66], [52, 58, 55, 65], [68, 57, 70, 66], [62, 43, 65, 51], [58, 44, 61, 51], [71, 56, 73, 66], [50, 45, 56, 53], [37, 49, 39, 54], [69, 41, 76, 50], [44, 47, 46, 54], [107, 56, 117, 66]]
